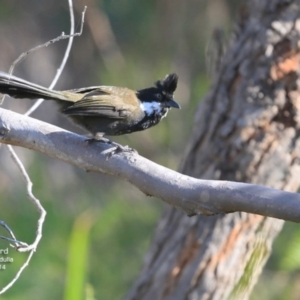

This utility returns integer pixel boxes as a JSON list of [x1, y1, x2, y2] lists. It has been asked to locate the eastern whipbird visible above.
[[0, 72, 180, 153]]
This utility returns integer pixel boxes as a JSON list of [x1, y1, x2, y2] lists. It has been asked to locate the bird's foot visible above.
[[106, 144, 137, 158], [84, 137, 137, 158]]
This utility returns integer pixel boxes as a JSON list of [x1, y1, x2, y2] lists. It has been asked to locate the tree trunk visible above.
[[127, 1, 300, 299]]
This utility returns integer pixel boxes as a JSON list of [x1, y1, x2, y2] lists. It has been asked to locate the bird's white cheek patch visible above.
[[140, 102, 162, 116]]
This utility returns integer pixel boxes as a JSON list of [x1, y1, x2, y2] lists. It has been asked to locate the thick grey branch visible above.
[[0, 107, 300, 222]]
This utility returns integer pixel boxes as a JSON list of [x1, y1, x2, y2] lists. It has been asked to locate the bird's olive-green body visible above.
[[0, 72, 180, 138]]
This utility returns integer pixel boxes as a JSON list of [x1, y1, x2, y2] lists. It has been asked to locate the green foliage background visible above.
[[0, 1, 298, 299]]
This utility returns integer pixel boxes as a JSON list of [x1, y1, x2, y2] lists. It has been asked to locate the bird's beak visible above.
[[167, 99, 181, 109]]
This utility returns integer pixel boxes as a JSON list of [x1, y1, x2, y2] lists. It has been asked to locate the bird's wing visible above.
[[63, 86, 140, 119]]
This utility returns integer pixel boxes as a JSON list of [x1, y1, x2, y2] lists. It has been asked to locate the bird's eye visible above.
[[156, 93, 162, 100]]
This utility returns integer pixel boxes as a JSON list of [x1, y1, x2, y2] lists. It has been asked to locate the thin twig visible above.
[[0, 235, 28, 248], [6, 145, 47, 253], [9, 6, 86, 81], [0, 251, 35, 294], [0, 6, 87, 108], [0, 0, 83, 295], [0, 220, 24, 248], [24, 5, 87, 116]]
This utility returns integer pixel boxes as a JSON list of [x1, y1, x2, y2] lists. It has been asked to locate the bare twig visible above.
[[6, 145, 47, 253], [25, 5, 87, 116], [0, 0, 85, 295], [9, 6, 86, 80], [0, 235, 28, 248], [0, 250, 35, 294], [0, 6, 87, 107], [0, 220, 26, 248]]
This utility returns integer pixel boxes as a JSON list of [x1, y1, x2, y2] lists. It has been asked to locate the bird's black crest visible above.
[[155, 73, 178, 94]]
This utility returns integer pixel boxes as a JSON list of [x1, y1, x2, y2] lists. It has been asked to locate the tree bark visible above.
[[127, 1, 300, 299]]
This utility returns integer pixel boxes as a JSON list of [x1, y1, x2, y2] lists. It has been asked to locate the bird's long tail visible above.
[[0, 72, 72, 102]]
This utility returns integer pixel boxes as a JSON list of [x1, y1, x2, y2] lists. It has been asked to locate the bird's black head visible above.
[[137, 73, 180, 109], [155, 73, 178, 97]]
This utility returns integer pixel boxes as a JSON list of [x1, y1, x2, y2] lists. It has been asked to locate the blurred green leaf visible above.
[[63, 210, 95, 300]]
